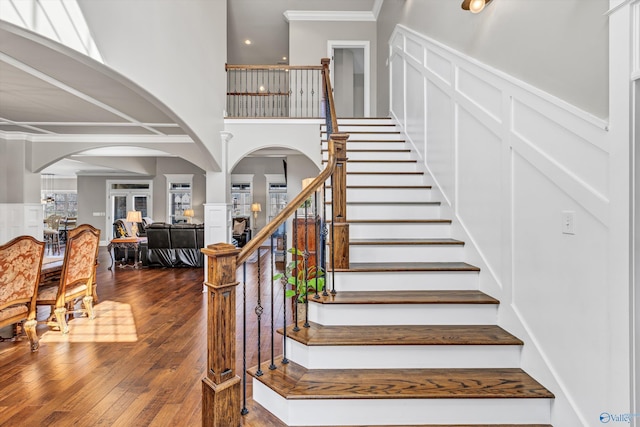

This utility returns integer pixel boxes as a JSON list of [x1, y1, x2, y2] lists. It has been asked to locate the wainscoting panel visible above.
[[457, 67, 503, 123], [0, 203, 43, 244], [426, 48, 452, 86], [425, 80, 454, 205], [456, 107, 504, 280], [406, 62, 426, 160], [388, 23, 613, 426], [391, 55, 405, 127], [512, 151, 609, 417], [512, 99, 609, 199], [405, 36, 423, 66]]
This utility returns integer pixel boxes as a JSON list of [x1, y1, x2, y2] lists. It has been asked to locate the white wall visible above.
[[389, 22, 630, 426], [77, 0, 227, 175], [377, 0, 609, 119], [289, 20, 377, 116], [224, 119, 323, 171]]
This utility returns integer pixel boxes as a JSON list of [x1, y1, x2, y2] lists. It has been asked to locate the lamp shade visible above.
[[183, 209, 195, 217], [126, 211, 142, 223], [251, 203, 262, 213]]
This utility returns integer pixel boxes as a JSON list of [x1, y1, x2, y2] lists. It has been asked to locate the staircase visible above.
[[248, 118, 554, 426]]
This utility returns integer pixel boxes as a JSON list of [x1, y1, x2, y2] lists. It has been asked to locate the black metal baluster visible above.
[[313, 188, 321, 300], [303, 199, 310, 328], [255, 249, 264, 376], [241, 262, 248, 415], [281, 229, 289, 364], [292, 209, 300, 332], [269, 235, 276, 370], [322, 178, 329, 296]]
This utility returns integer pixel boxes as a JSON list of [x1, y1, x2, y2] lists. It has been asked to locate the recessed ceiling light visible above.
[[282, 56, 287, 61], [244, 39, 252, 45]]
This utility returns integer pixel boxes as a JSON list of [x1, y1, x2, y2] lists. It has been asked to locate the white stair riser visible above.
[[322, 141, 407, 151], [334, 119, 395, 126], [309, 303, 497, 326], [253, 382, 552, 426], [348, 222, 450, 239], [328, 203, 439, 219], [321, 125, 398, 133], [344, 162, 418, 173], [323, 133, 404, 141], [327, 188, 432, 203], [322, 150, 412, 160], [331, 271, 479, 291], [350, 244, 464, 263], [285, 342, 522, 369], [346, 174, 425, 186]]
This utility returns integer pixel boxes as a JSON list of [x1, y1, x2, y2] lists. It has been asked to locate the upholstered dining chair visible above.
[[43, 214, 62, 255], [0, 235, 46, 352], [37, 224, 100, 334]]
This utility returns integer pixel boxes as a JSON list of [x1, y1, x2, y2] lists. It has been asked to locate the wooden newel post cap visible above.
[[202, 243, 241, 289], [321, 57, 331, 66]]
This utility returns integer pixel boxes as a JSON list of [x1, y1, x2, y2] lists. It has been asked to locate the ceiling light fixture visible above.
[[282, 56, 287, 61], [244, 39, 252, 45], [461, 0, 492, 13]]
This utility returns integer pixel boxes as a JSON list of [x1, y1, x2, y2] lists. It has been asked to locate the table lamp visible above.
[[183, 208, 195, 224], [126, 210, 142, 236]]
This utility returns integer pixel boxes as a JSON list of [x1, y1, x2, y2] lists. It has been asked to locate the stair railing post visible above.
[[201, 243, 241, 427], [330, 133, 350, 270]]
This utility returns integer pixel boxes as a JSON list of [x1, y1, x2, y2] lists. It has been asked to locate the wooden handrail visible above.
[[321, 58, 339, 134], [226, 64, 323, 71], [237, 136, 340, 265]]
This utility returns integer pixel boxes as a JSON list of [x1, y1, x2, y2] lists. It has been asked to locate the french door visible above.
[[106, 180, 152, 239]]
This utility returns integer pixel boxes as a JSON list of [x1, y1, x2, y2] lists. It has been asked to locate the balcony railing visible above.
[[225, 64, 324, 118]]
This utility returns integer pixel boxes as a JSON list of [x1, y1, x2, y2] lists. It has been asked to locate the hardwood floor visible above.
[[0, 247, 288, 427]]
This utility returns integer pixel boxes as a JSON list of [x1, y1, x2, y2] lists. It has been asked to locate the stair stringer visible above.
[[390, 115, 583, 427]]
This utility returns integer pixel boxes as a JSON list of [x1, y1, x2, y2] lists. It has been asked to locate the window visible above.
[[268, 183, 287, 221], [165, 174, 193, 224], [43, 192, 77, 218], [231, 183, 252, 217]]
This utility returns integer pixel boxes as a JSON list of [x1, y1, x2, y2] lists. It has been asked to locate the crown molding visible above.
[[0, 130, 193, 144], [284, 10, 376, 22], [372, 0, 384, 20]]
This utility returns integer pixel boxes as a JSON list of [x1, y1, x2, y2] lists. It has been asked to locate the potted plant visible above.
[[273, 247, 325, 323]]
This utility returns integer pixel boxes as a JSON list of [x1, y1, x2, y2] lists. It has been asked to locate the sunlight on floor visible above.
[[40, 300, 138, 343]]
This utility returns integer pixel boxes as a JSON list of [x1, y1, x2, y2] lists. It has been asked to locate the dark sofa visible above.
[[142, 223, 205, 267]]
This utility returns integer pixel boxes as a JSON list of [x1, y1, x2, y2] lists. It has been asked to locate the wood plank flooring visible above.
[[0, 247, 287, 427]]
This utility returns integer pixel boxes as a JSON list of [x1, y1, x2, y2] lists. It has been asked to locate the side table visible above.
[[108, 237, 146, 270]]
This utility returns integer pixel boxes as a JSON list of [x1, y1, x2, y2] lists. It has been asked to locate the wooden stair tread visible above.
[[343, 201, 439, 205], [248, 358, 555, 400], [311, 290, 499, 305], [321, 148, 411, 152], [350, 238, 464, 246], [327, 219, 451, 224], [335, 262, 480, 272], [281, 322, 522, 346], [322, 130, 402, 134], [327, 185, 432, 189], [322, 159, 417, 163], [347, 171, 423, 175], [322, 139, 406, 143]]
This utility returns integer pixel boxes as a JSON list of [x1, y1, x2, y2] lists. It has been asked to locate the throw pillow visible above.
[[233, 220, 246, 235]]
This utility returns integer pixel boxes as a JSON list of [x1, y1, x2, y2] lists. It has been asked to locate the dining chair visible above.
[[37, 224, 100, 334], [43, 215, 62, 255], [0, 235, 46, 351]]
